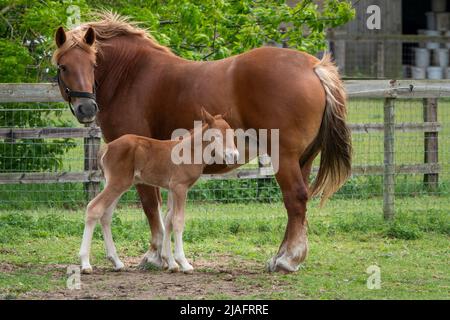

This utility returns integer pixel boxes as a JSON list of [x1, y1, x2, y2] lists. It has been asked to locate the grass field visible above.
[[0, 197, 448, 300]]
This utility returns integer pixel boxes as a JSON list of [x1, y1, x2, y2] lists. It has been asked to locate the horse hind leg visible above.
[[267, 155, 309, 273]]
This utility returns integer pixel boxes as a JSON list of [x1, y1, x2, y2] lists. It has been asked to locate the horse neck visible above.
[[94, 36, 176, 102]]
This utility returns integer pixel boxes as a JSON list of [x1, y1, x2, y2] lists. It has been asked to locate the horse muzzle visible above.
[[74, 99, 98, 124]]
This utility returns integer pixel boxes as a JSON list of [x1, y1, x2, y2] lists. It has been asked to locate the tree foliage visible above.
[[1, 0, 355, 81]]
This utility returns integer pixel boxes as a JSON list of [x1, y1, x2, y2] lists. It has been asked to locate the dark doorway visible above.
[[402, 0, 432, 35]]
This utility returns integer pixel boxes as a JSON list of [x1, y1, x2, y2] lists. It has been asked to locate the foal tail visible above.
[[301, 53, 352, 205]]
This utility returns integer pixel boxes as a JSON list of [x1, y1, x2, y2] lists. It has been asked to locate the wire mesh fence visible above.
[[0, 82, 449, 217]]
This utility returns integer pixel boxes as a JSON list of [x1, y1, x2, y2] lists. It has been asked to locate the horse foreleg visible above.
[[136, 184, 166, 270], [268, 156, 309, 273], [100, 199, 125, 271]]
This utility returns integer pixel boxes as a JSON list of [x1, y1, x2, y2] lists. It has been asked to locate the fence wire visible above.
[[0, 97, 449, 212]]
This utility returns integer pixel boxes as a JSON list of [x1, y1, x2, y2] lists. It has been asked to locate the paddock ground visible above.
[[0, 197, 448, 300]]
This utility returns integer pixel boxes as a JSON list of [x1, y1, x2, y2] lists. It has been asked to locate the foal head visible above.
[[201, 108, 239, 165], [53, 27, 98, 124]]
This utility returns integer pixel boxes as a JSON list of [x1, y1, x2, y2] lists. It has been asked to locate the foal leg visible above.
[[79, 187, 123, 274], [267, 156, 309, 273], [161, 190, 179, 272], [172, 187, 193, 273], [137, 185, 166, 270], [100, 199, 125, 271]]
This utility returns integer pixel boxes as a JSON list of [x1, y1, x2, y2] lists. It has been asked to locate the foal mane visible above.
[[52, 11, 173, 64]]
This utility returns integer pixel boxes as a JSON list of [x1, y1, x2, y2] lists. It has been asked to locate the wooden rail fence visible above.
[[1, 80, 448, 219]]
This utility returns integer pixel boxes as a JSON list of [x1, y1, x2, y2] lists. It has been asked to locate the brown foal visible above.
[[79, 109, 238, 273]]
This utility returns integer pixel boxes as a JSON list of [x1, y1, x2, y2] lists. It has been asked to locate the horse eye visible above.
[[59, 65, 66, 72]]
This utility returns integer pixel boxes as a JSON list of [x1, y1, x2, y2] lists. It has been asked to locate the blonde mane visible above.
[[52, 11, 173, 64]]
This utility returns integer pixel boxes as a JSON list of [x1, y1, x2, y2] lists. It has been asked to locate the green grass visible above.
[[0, 198, 448, 299], [0, 98, 449, 299]]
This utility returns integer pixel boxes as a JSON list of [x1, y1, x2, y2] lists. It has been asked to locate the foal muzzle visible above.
[[225, 149, 240, 165]]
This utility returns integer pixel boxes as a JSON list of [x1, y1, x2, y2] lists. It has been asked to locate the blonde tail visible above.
[[300, 54, 352, 205]]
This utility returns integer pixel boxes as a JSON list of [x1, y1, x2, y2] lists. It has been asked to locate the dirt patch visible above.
[[20, 255, 276, 300], [0, 262, 17, 273]]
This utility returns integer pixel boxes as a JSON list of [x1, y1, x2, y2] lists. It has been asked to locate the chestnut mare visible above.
[[79, 108, 238, 274], [53, 13, 352, 273]]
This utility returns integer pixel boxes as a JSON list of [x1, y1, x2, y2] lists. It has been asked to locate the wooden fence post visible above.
[[423, 98, 439, 191], [383, 97, 395, 220], [84, 124, 101, 201]]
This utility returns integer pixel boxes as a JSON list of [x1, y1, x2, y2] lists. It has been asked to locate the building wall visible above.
[[332, 0, 403, 78]]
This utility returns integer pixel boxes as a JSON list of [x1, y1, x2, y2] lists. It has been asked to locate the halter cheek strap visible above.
[[57, 66, 98, 116]]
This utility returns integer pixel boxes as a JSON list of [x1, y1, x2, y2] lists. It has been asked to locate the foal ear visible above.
[[221, 108, 232, 121], [84, 27, 96, 46], [201, 107, 215, 126], [55, 27, 66, 48]]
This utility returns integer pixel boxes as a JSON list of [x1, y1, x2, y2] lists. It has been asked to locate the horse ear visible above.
[[201, 107, 215, 126], [55, 27, 66, 48], [84, 27, 96, 46]]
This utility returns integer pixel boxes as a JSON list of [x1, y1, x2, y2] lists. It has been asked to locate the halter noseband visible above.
[[57, 65, 98, 116]]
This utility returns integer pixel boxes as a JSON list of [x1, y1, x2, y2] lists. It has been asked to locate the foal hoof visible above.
[[81, 266, 93, 274], [179, 263, 194, 274], [168, 263, 180, 273], [113, 262, 125, 272], [107, 257, 125, 272], [182, 267, 194, 274]]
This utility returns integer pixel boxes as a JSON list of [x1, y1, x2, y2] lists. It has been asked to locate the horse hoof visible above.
[[137, 259, 148, 270], [138, 252, 165, 270], [267, 256, 299, 273]]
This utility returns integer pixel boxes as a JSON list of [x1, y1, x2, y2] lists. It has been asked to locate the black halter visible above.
[[57, 65, 98, 116]]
